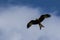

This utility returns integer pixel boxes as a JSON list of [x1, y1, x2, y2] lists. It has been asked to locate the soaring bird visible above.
[[27, 14, 51, 30]]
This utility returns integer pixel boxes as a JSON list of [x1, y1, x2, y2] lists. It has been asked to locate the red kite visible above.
[[27, 14, 51, 30]]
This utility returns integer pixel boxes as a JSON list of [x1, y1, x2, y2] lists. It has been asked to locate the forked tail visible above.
[[39, 23, 44, 30]]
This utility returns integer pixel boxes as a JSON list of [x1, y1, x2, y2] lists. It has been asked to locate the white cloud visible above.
[[0, 6, 60, 40], [0, 6, 40, 40]]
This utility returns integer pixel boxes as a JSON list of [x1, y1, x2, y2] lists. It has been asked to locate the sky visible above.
[[0, 0, 60, 40]]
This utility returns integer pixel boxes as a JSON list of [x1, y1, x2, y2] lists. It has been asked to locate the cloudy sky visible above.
[[0, 0, 60, 40]]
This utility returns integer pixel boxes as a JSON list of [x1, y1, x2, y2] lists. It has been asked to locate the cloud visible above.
[[0, 6, 60, 40], [38, 14, 60, 40], [0, 6, 41, 40]]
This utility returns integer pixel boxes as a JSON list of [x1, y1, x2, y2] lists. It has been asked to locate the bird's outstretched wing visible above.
[[39, 15, 44, 22], [27, 20, 33, 28], [39, 14, 51, 22]]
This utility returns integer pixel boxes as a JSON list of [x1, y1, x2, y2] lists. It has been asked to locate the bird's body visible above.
[[27, 14, 51, 30]]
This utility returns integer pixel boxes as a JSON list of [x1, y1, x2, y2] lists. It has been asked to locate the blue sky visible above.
[[0, 0, 60, 40], [0, 0, 60, 16]]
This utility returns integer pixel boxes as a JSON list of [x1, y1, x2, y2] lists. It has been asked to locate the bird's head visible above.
[[44, 14, 51, 18]]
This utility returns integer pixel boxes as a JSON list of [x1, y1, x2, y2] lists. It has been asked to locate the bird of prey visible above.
[[27, 14, 51, 30]]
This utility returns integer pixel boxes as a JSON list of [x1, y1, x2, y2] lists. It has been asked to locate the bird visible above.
[[27, 14, 51, 30]]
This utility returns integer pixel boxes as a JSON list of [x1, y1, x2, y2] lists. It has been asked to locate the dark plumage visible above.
[[27, 14, 51, 30]]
